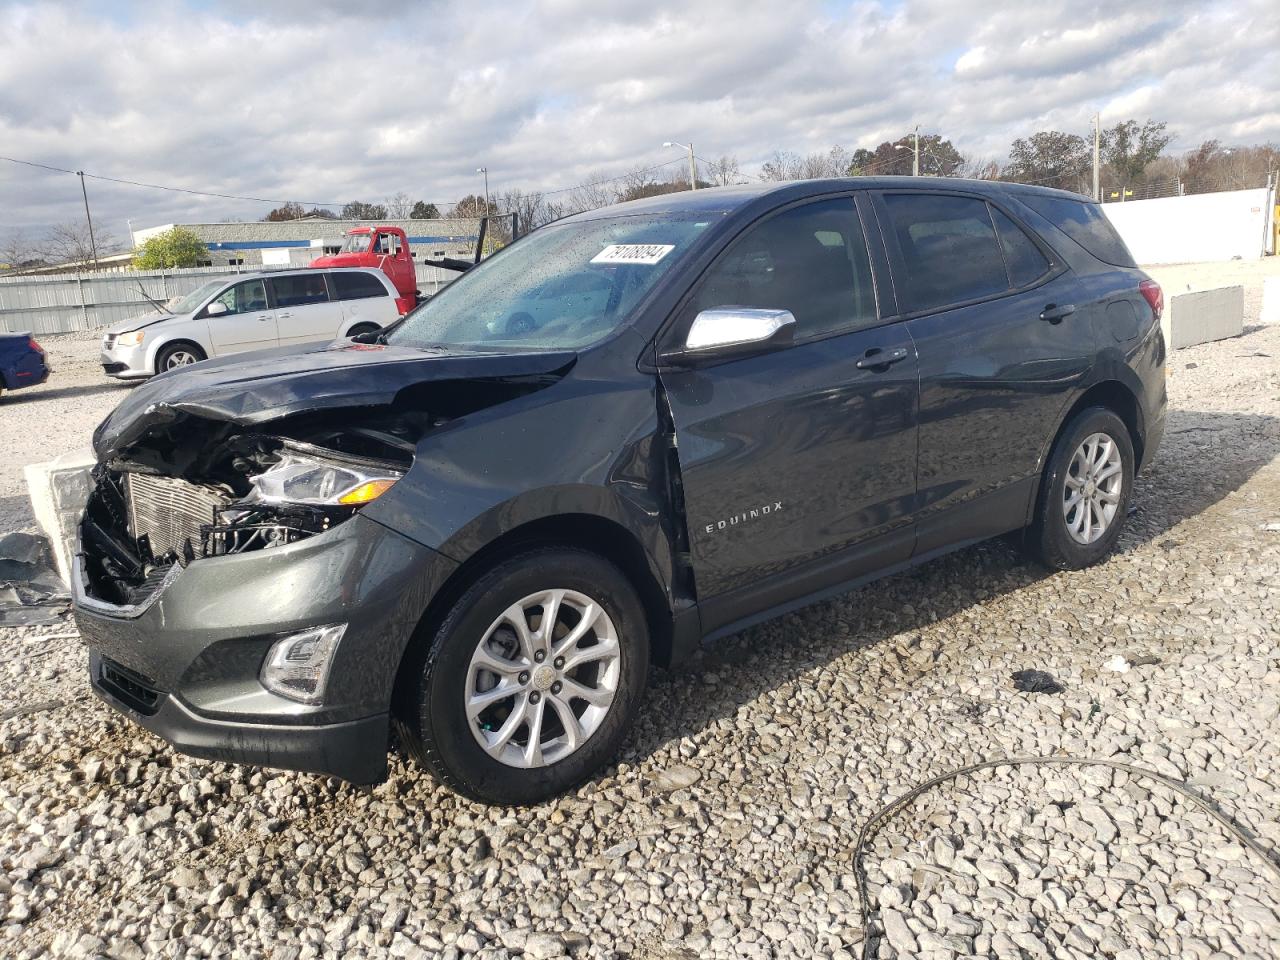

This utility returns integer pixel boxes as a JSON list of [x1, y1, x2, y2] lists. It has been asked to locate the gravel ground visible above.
[[1, 259, 1278, 959]]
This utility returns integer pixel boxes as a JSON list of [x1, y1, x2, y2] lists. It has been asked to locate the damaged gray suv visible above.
[[75, 179, 1165, 804]]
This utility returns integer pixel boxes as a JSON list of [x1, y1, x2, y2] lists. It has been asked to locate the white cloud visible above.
[[0, 0, 1275, 239]]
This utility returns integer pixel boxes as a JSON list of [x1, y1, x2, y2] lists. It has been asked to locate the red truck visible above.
[[310, 226, 420, 314]]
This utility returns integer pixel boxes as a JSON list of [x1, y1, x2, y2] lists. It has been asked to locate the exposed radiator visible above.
[[124, 472, 230, 558]]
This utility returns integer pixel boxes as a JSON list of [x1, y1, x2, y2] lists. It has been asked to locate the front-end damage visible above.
[[79, 343, 577, 608]]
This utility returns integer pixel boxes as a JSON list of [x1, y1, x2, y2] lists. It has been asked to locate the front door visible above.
[[658, 197, 920, 634], [204, 278, 277, 355]]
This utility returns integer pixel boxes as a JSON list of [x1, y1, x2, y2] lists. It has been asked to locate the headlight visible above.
[[261, 623, 346, 703], [247, 451, 402, 507], [116, 330, 145, 347]]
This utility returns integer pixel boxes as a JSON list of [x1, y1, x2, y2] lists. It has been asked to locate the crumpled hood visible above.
[[93, 339, 576, 461], [102, 309, 182, 335]]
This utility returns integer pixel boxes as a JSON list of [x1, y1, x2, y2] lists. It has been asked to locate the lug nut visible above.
[[534, 650, 546, 663], [529, 692, 541, 704], [518, 672, 529, 684], [553, 656, 565, 669], [551, 681, 562, 695]]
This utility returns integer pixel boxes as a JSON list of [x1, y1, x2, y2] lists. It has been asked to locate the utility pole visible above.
[[77, 170, 99, 268], [1092, 113, 1101, 202], [912, 125, 920, 177], [663, 141, 698, 190]]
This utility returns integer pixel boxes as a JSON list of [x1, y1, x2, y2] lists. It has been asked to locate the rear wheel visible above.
[[399, 548, 649, 805], [155, 342, 206, 372], [1026, 406, 1134, 570]]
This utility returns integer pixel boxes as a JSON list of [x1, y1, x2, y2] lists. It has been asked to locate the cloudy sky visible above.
[[1, 0, 1276, 243]]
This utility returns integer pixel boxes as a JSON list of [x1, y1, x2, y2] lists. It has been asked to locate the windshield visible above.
[[166, 279, 227, 314], [389, 214, 711, 351], [341, 233, 373, 254]]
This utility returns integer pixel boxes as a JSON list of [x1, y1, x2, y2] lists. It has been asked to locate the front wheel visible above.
[[399, 548, 649, 804], [1026, 406, 1135, 570], [155, 342, 206, 372]]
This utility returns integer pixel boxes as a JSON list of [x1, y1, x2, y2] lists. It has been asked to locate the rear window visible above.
[[331, 271, 389, 300], [1020, 195, 1136, 267]]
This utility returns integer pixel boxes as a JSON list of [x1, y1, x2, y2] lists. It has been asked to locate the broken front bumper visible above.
[[73, 513, 456, 783]]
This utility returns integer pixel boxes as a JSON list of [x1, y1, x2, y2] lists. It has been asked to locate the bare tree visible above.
[[0, 229, 46, 271], [707, 155, 741, 186], [384, 192, 414, 219], [44, 221, 118, 265], [760, 150, 804, 181], [562, 174, 615, 216], [500, 189, 554, 233]]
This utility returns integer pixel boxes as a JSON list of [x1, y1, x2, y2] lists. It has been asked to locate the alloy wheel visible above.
[[465, 588, 621, 768], [1063, 431, 1123, 545], [165, 350, 199, 368]]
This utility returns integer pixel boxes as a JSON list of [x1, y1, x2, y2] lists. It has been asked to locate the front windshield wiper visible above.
[[135, 280, 171, 315]]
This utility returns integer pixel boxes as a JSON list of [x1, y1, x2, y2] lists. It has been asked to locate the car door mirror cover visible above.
[[205, 301, 228, 317], [662, 308, 797, 366]]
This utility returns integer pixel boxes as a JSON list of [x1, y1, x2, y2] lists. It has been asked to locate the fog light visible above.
[[260, 623, 346, 704]]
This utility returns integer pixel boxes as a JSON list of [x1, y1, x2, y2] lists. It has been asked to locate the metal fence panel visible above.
[[0, 263, 457, 335]]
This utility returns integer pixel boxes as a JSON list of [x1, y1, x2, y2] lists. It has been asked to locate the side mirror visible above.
[[661, 307, 796, 366], [205, 301, 228, 317]]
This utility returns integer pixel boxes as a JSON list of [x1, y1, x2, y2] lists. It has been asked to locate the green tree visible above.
[[846, 133, 964, 177], [409, 201, 440, 219], [451, 194, 499, 218], [1003, 131, 1090, 191], [1101, 119, 1172, 185], [132, 227, 208, 270]]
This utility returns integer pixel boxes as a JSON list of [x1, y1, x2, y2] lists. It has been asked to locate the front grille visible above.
[[125, 472, 230, 558], [102, 362, 127, 374], [99, 657, 163, 715]]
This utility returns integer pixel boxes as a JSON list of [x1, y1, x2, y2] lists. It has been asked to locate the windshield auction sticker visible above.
[[591, 244, 675, 265]]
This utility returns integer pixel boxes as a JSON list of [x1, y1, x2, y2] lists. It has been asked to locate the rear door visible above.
[[269, 273, 344, 345], [331, 270, 398, 328], [203, 278, 277, 355], [658, 196, 919, 633], [873, 190, 1095, 552]]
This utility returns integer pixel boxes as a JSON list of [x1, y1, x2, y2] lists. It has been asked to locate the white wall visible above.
[[1102, 187, 1273, 265]]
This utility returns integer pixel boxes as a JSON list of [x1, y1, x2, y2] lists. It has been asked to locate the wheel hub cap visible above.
[[1063, 431, 1123, 545], [465, 588, 622, 769]]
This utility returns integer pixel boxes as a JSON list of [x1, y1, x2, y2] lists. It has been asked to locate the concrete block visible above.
[[24, 448, 96, 587], [1167, 285, 1243, 349], [1261, 277, 1280, 325]]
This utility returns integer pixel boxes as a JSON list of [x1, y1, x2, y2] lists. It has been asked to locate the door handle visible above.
[[855, 346, 910, 370], [275, 312, 292, 319], [1040, 303, 1075, 324]]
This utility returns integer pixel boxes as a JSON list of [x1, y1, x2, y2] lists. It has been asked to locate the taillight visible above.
[[1139, 279, 1163, 321]]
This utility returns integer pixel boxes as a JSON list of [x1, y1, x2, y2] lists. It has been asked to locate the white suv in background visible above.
[[100, 268, 401, 379]]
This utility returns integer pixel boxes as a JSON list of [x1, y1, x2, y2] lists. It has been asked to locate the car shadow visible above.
[[623, 407, 1279, 765], [0, 381, 128, 404]]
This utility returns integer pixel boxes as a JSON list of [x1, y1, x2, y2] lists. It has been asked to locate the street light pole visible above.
[[476, 166, 490, 215], [76, 170, 99, 268], [1092, 113, 1101, 202], [912, 124, 919, 177], [664, 141, 698, 190]]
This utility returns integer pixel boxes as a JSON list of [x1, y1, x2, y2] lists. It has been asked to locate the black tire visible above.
[[347, 323, 380, 338], [399, 548, 649, 805], [1027, 406, 1135, 570], [155, 341, 206, 372]]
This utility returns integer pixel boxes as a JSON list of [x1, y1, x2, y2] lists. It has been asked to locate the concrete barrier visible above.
[[1103, 188, 1272, 264], [1166, 286, 1243, 349], [1261, 277, 1280, 326]]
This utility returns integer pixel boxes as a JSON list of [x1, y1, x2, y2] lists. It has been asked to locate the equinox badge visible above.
[[704, 501, 784, 535]]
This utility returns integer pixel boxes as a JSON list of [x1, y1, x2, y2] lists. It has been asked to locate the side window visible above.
[[882, 193, 1009, 313], [211, 279, 267, 316], [270, 274, 330, 308], [331, 271, 390, 300], [689, 198, 876, 340], [991, 208, 1051, 287]]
